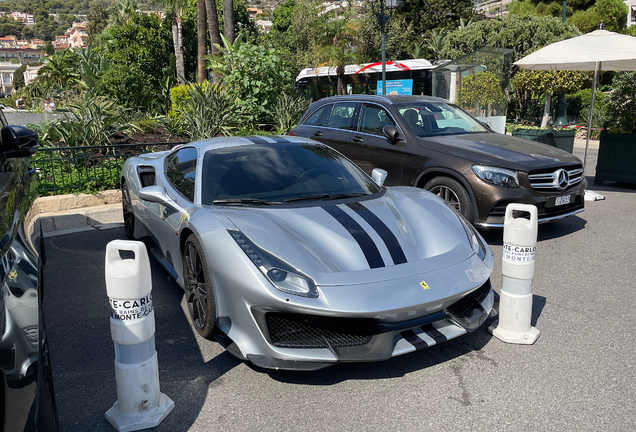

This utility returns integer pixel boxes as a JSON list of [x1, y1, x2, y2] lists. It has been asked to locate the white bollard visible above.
[[488, 204, 541, 344], [105, 240, 174, 432]]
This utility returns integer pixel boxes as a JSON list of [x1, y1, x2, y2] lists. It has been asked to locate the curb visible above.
[[26, 190, 124, 240]]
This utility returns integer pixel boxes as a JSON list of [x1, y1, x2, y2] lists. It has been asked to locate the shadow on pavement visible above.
[[264, 292, 544, 386], [589, 177, 636, 193], [43, 228, 240, 432]]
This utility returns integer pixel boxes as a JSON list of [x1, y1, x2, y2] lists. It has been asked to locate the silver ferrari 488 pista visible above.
[[121, 135, 495, 370]]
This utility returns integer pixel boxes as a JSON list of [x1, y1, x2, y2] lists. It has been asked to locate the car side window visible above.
[[303, 105, 332, 126], [326, 102, 357, 129], [165, 147, 198, 202], [358, 105, 396, 136]]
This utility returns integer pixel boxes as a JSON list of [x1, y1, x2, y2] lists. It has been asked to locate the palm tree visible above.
[[314, 12, 363, 95], [205, 0, 222, 60], [223, 0, 235, 43], [426, 28, 447, 61], [38, 51, 75, 87], [161, 0, 189, 84], [197, 0, 207, 82], [109, 0, 138, 27]]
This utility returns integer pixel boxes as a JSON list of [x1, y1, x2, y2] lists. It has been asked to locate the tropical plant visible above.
[[426, 28, 447, 61], [269, 92, 311, 134], [47, 94, 139, 147], [173, 81, 243, 140]]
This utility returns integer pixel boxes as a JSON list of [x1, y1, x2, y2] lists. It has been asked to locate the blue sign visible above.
[[377, 79, 413, 96]]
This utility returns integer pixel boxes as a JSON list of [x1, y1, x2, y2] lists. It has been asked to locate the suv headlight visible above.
[[229, 230, 318, 298], [472, 165, 520, 188]]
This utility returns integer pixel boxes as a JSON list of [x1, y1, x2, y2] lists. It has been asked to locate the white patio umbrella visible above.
[[514, 30, 636, 194]]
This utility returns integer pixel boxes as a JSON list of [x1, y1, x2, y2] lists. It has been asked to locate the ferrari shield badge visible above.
[[420, 280, 430, 290]]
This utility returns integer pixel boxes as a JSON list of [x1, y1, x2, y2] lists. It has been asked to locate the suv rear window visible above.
[[326, 102, 357, 129], [303, 105, 332, 126]]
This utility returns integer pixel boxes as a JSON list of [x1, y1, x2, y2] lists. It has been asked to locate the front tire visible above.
[[424, 176, 474, 222], [182, 234, 217, 339]]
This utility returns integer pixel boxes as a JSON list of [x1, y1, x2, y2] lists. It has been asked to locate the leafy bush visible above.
[[132, 118, 164, 134], [461, 71, 506, 115], [96, 63, 156, 111], [608, 72, 636, 133], [170, 85, 191, 110], [206, 37, 293, 125], [268, 92, 311, 134], [565, 89, 609, 128]]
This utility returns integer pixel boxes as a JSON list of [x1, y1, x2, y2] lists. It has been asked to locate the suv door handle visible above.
[[313, 131, 322, 137], [352, 136, 363, 143]]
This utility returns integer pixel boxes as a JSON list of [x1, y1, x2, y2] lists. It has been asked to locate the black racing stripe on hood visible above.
[[346, 202, 407, 265], [246, 136, 269, 144], [322, 205, 385, 269], [269, 136, 290, 143]]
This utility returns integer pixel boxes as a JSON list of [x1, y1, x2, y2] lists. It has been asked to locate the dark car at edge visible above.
[[291, 95, 585, 228], [0, 109, 58, 431]]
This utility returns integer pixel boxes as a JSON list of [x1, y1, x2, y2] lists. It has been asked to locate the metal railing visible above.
[[33, 142, 187, 195]]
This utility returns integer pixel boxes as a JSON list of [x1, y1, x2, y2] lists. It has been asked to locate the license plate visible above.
[[555, 195, 571, 206]]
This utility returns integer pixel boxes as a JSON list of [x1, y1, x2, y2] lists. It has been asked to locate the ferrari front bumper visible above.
[[241, 281, 494, 371]]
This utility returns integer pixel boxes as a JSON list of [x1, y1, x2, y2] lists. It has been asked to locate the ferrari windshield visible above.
[[201, 142, 381, 205], [396, 101, 489, 137]]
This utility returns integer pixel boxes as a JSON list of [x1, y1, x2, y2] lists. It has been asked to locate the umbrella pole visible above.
[[583, 61, 599, 173]]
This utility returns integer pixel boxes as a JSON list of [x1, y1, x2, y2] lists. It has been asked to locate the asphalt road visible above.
[[43, 173, 636, 432]]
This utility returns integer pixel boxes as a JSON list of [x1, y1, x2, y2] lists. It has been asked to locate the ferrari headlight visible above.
[[229, 230, 318, 298], [455, 214, 489, 261], [472, 165, 520, 188]]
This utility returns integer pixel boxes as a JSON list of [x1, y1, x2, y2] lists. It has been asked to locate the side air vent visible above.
[[137, 166, 156, 187]]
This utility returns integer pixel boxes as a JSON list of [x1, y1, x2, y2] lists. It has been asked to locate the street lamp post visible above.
[[376, 0, 402, 95]]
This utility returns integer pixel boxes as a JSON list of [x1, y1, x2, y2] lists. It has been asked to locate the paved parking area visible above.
[[43, 177, 636, 432]]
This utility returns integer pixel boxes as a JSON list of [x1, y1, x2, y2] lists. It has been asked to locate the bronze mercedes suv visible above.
[[291, 95, 585, 228]]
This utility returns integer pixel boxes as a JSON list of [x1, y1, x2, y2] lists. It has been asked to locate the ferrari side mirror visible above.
[[139, 185, 184, 214], [372, 168, 388, 187]]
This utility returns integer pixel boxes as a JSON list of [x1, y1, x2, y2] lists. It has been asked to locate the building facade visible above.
[[626, 0, 636, 27], [0, 62, 22, 95]]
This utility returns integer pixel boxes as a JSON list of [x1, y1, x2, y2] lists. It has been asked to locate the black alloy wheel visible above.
[[424, 176, 474, 222], [121, 181, 135, 240], [183, 234, 217, 339]]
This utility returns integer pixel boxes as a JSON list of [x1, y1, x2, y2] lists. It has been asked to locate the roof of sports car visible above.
[[188, 135, 314, 153]]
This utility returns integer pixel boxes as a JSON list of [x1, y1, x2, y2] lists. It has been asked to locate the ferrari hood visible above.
[[214, 188, 479, 286], [421, 133, 582, 171]]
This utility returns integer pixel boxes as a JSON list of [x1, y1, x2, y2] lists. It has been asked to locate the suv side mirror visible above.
[[1, 125, 39, 158], [383, 125, 407, 147]]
